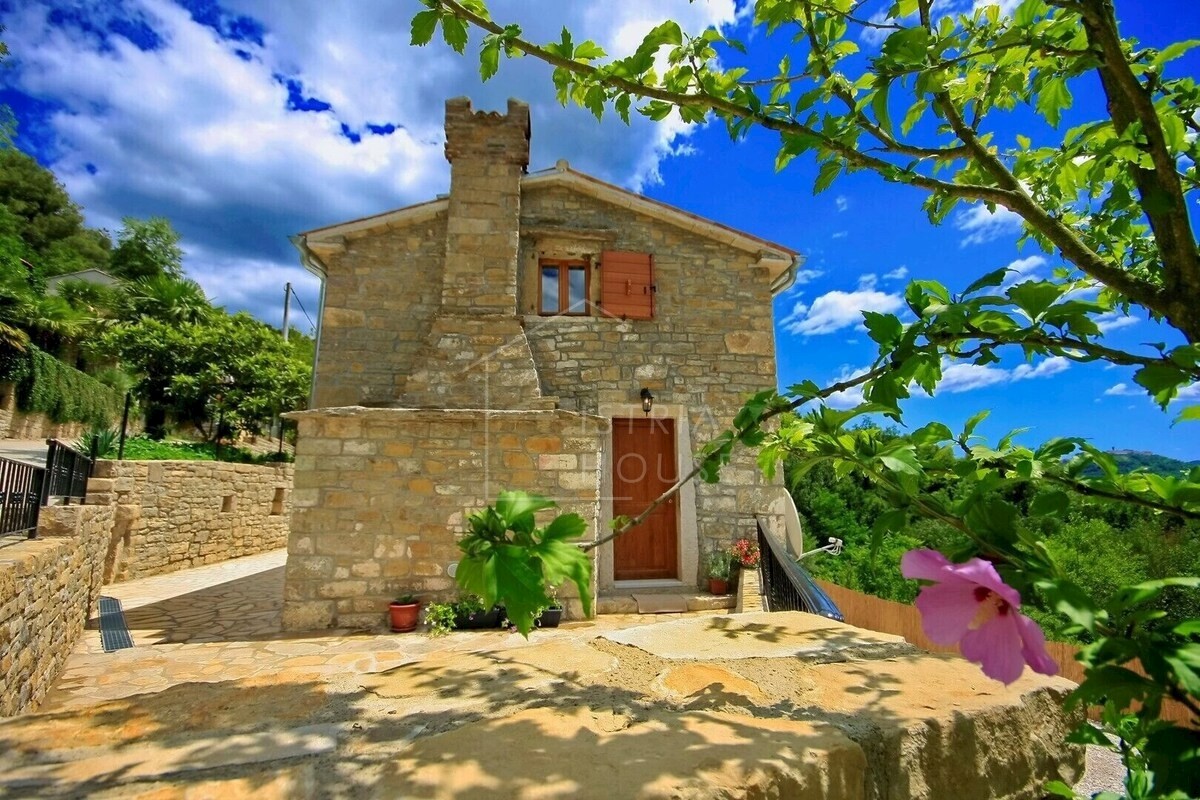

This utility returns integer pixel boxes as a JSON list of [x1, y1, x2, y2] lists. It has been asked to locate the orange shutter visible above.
[[599, 251, 654, 320]]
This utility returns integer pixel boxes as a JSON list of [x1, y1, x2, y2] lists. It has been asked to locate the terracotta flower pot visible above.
[[389, 601, 420, 632], [708, 577, 729, 595]]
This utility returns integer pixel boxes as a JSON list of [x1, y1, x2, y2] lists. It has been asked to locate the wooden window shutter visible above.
[[599, 251, 654, 320]]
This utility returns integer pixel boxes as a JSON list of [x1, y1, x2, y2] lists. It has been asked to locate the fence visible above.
[[756, 519, 844, 620], [41, 439, 92, 506], [0, 455, 44, 538], [815, 578, 1196, 728], [0, 439, 93, 539]]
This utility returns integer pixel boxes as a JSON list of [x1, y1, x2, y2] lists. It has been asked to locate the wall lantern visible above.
[[640, 387, 654, 416]]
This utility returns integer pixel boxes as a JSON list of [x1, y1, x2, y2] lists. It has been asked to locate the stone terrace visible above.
[[0, 549, 1091, 799]]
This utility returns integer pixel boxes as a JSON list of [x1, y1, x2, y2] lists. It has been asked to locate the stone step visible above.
[[597, 592, 734, 615]]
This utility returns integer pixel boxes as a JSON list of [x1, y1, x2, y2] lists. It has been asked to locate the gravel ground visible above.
[[1076, 739, 1125, 797]]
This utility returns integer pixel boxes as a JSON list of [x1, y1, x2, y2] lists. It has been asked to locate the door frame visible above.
[[597, 402, 699, 590]]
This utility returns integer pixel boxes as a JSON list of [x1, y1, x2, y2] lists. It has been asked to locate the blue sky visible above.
[[1, 0, 1197, 458]]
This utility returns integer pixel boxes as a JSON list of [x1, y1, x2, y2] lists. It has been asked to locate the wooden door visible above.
[[612, 417, 678, 580]]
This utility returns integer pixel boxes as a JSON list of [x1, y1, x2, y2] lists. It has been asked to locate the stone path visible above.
[[0, 550, 1090, 799]]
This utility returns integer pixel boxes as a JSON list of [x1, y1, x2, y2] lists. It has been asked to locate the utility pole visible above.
[[282, 282, 291, 342]]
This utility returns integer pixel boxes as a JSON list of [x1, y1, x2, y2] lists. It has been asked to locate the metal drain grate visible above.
[[98, 596, 134, 652]]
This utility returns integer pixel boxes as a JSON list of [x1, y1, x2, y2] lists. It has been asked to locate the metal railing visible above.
[[0, 440, 93, 539], [41, 439, 92, 506], [756, 518, 844, 621], [0, 456, 45, 538]]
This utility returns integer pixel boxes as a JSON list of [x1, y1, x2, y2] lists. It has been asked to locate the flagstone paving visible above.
[[0, 549, 1089, 799]]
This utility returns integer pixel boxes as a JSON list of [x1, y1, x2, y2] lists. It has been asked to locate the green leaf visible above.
[[879, 446, 922, 477], [479, 38, 501, 82], [1067, 665, 1157, 710], [813, 159, 841, 194], [1113, 577, 1200, 611], [574, 40, 607, 60], [1007, 280, 1066, 321], [1145, 727, 1200, 797], [881, 27, 931, 67], [872, 79, 893, 135], [962, 266, 1009, 296], [441, 15, 469, 53], [862, 311, 903, 349], [1064, 725, 1111, 747], [1030, 490, 1069, 517], [1042, 779, 1078, 799], [1173, 404, 1200, 425], [871, 508, 908, 565], [541, 513, 587, 542], [410, 10, 441, 46], [1037, 579, 1100, 631], [1152, 39, 1200, 70], [1133, 363, 1191, 408], [963, 410, 990, 438], [1035, 76, 1073, 128]]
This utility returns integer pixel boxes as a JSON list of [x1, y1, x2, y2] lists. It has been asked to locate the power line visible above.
[[288, 285, 316, 335]]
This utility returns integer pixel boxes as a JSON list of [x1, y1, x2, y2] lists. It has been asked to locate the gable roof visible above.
[[297, 161, 802, 293]]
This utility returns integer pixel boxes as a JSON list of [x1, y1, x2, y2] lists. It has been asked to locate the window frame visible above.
[[537, 259, 591, 317]]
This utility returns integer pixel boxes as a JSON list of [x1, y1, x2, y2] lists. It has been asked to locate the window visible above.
[[539, 260, 590, 315]]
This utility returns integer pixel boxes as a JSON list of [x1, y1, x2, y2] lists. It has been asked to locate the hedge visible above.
[[3, 346, 122, 426]]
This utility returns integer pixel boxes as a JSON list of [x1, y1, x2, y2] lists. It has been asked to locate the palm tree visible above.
[[123, 274, 211, 324]]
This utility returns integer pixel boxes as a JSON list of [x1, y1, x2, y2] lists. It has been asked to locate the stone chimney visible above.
[[441, 97, 530, 314], [400, 99, 547, 410]]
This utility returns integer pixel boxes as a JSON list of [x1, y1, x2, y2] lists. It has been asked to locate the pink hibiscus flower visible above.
[[901, 548, 1058, 685]]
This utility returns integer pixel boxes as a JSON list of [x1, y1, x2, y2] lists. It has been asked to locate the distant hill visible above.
[[1082, 450, 1200, 476]]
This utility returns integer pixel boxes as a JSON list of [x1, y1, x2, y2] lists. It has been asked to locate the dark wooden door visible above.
[[612, 417, 678, 580]]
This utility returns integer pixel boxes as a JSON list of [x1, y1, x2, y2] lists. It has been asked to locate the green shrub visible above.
[[112, 435, 293, 464], [12, 346, 121, 425]]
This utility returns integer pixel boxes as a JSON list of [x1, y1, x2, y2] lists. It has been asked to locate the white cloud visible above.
[[1106, 381, 1200, 402], [999, 255, 1047, 290], [934, 356, 1070, 395], [835, 195, 849, 212], [1011, 356, 1070, 381], [780, 283, 904, 336], [1096, 312, 1139, 333], [3, 0, 740, 320], [859, 11, 894, 46], [883, 266, 908, 281], [857, 273, 878, 290], [955, 204, 1024, 247], [831, 231, 849, 239], [790, 268, 825, 286], [824, 364, 869, 409]]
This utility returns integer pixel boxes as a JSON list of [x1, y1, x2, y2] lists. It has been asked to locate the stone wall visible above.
[[87, 460, 293, 582], [519, 185, 783, 556], [313, 219, 447, 408], [0, 504, 114, 716], [283, 407, 604, 631], [0, 381, 92, 441]]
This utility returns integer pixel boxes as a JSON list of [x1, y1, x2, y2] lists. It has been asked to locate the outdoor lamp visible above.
[[640, 387, 654, 416]]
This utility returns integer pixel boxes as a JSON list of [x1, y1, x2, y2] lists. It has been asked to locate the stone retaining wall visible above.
[[88, 460, 294, 582], [0, 504, 114, 716], [0, 382, 92, 441], [283, 407, 604, 631]]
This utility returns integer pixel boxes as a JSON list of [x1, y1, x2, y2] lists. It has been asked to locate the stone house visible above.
[[282, 98, 801, 630]]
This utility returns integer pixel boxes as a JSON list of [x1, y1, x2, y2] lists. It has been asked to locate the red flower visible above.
[[730, 538, 760, 568]]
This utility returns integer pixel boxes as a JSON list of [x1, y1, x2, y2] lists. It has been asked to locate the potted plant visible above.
[[453, 594, 504, 629], [388, 594, 420, 632], [424, 601, 457, 637], [705, 550, 732, 595], [729, 537, 761, 589], [535, 586, 564, 628]]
